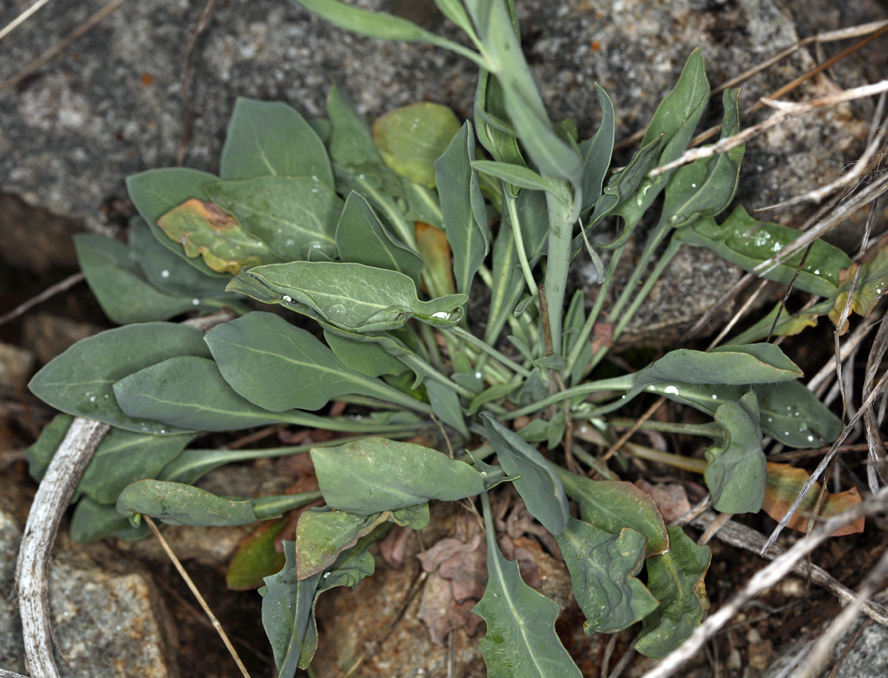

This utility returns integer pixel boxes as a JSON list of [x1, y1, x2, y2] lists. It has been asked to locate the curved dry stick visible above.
[[15, 417, 109, 678]]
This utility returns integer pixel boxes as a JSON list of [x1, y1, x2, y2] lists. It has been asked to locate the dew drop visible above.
[[281, 295, 293, 303], [431, 311, 451, 320], [192, 298, 200, 305], [664, 385, 680, 395], [161, 269, 170, 278], [330, 303, 348, 316]]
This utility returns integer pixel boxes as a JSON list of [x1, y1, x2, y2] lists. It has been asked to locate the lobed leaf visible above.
[[29, 322, 210, 435], [646, 379, 842, 449], [635, 526, 711, 658], [674, 205, 853, 298], [556, 519, 659, 634], [473, 493, 582, 678], [311, 437, 485, 514]]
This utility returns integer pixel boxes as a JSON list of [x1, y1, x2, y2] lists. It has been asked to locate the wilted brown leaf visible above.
[[763, 462, 864, 536]]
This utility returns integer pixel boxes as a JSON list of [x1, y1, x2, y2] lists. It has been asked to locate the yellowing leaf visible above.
[[158, 198, 281, 274]]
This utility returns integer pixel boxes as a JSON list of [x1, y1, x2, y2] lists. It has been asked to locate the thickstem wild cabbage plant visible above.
[[26, 0, 885, 674]]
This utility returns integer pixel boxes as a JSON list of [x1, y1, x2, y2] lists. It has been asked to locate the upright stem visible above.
[[543, 183, 575, 355]]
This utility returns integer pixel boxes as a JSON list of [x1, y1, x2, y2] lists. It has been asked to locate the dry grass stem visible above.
[[644, 487, 888, 678], [0, 0, 55, 42], [144, 515, 252, 678], [0, 272, 84, 328]]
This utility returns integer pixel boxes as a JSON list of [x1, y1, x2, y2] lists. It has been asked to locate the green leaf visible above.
[[74, 234, 214, 324], [296, 508, 391, 579], [556, 469, 669, 556], [293, 0, 479, 62], [261, 541, 320, 678], [126, 168, 227, 278], [474, 69, 526, 170], [326, 84, 383, 168], [128, 220, 233, 299], [233, 262, 467, 332], [674, 205, 853, 297], [607, 49, 710, 244], [635, 525, 711, 658], [656, 88, 744, 229], [556, 519, 659, 634], [311, 437, 485, 514], [426, 378, 469, 438], [473, 492, 582, 678], [116, 479, 321, 526], [472, 1, 583, 195], [203, 177, 340, 261], [704, 391, 766, 514], [646, 380, 842, 449], [480, 413, 569, 535], [205, 311, 423, 412], [436, 122, 490, 295], [70, 496, 149, 544], [29, 323, 210, 435], [323, 329, 408, 378], [579, 84, 615, 213], [76, 429, 193, 504], [335, 191, 423, 288], [726, 303, 819, 345], [114, 356, 291, 431], [317, 524, 388, 592], [472, 160, 560, 194], [25, 413, 73, 481], [372, 101, 461, 187], [226, 519, 288, 590], [467, 382, 521, 415], [598, 343, 804, 414], [220, 97, 334, 187]]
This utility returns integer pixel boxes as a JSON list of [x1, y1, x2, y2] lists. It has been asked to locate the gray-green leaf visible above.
[[556, 519, 659, 634], [437, 122, 490, 295], [234, 262, 467, 332], [29, 323, 211, 435], [704, 391, 766, 513], [220, 97, 334, 187], [480, 413, 569, 535], [311, 437, 485, 514]]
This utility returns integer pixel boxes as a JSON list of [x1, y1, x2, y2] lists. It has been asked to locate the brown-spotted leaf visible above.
[[829, 248, 888, 334], [763, 462, 864, 536], [158, 198, 281, 274]]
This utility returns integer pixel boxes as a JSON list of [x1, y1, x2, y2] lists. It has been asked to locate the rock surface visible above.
[[0, 474, 177, 678]]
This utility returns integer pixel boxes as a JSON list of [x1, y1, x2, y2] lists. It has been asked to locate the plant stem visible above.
[[501, 373, 636, 420], [572, 424, 708, 474], [443, 325, 531, 377], [505, 190, 537, 294]]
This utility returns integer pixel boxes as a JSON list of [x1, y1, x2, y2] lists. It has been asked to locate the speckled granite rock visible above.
[[0, 477, 177, 678]]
